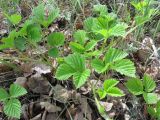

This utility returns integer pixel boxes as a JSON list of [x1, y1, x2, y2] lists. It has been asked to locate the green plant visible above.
[[147, 100, 160, 120], [0, 84, 27, 119], [47, 32, 65, 58], [0, 3, 62, 59], [84, 5, 128, 40], [32, 3, 59, 27], [70, 30, 98, 57], [55, 4, 136, 119], [55, 53, 90, 88], [4, 13, 22, 25], [2, 2, 159, 120], [97, 79, 124, 99], [130, 0, 159, 39], [125, 74, 157, 104], [131, 0, 156, 25], [91, 48, 135, 77]]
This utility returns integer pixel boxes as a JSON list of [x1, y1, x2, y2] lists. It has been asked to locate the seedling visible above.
[[0, 84, 27, 119], [125, 74, 157, 104]]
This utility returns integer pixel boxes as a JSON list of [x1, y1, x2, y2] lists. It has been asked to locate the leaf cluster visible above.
[[0, 84, 27, 119]]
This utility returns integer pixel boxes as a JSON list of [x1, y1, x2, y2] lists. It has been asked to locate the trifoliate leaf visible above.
[[9, 84, 27, 98], [73, 30, 87, 45], [73, 69, 90, 88], [0, 88, 9, 101], [125, 78, 143, 95], [32, 4, 59, 27], [48, 47, 59, 58], [4, 99, 21, 119], [105, 48, 128, 63], [131, 1, 147, 11], [48, 32, 65, 46], [27, 24, 42, 42], [106, 87, 124, 97], [55, 64, 75, 80], [143, 93, 158, 104], [111, 59, 136, 77], [143, 74, 156, 92], [103, 79, 119, 91]]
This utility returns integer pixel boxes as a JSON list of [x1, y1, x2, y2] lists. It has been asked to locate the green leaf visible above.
[[93, 4, 107, 16], [55, 64, 75, 80], [18, 20, 33, 36], [64, 53, 85, 72], [135, 16, 150, 25], [110, 23, 128, 37], [125, 78, 143, 95], [143, 74, 156, 92], [27, 24, 42, 42], [147, 106, 157, 118], [46, 8, 59, 27], [91, 58, 108, 73], [73, 30, 87, 45], [103, 79, 119, 91], [0, 37, 14, 50], [14, 37, 26, 51], [0, 88, 9, 101], [5, 13, 21, 25], [70, 42, 85, 53], [97, 88, 107, 99], [105, 48, 128, 63], [131, 1, 148, 11], [106, 87, 124, 97], [4, 99, 21, 119], [97, 29, 111, 39], [96, 17, 109, 29], [9, 84, 27, 98], [85, 50, 102, 57], [32, 4, 45, 22], [156, 101, 160, 118], [48, 47, 59, 58], [111, 59, 136, 77], [32, 4, 59, 27], [85, 40, 97, 51], [95, 97, 105, 114], [48, 32, 65, 46], [0, 30, 17, 50], [73, 69, 90, 88], [143, 93, 158, 104], [84, 17, 98, 32]]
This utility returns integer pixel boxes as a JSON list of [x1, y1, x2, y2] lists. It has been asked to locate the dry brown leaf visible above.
[[14, 77, 27, 88], [40, 102, 61, 113], [27, 73, 50, 94]]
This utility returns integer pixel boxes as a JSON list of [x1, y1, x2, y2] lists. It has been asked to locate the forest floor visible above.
[[0, 0, 160, 120]]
